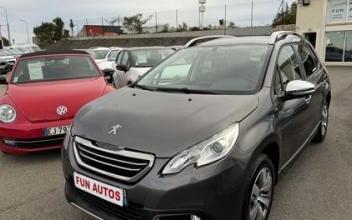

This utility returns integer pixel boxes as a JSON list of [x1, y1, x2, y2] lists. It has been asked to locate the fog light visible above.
[[191, 215, 201, 220], [3, 138, 16, 146]]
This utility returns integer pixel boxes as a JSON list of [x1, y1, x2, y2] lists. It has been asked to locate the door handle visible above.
[[305, 95, 312, 104]]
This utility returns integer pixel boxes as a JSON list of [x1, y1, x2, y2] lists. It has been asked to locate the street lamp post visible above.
[[0, 6, 11, 46], [20, 19, 30, 44]]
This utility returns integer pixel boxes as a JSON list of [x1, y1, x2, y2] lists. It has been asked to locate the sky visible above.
[[0, 0, 294, 44]]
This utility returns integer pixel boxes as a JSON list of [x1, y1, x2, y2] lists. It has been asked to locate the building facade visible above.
[[296, 0, 352, 65]]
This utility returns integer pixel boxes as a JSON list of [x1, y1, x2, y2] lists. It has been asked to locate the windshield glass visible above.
[[137, 45, 269, 94], [131, 48, 174, 68], [92, 49, 109, 59], [12, 55, 101, 84]]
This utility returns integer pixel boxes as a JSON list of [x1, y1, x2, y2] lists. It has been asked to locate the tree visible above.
[[272, 2, 297, 28], [176, 22, 188, 32], [161, 24, 170, 33], [106, 17, 121, 26], [228, 21, 236, 28], [1, 37, 9, 46], [33, 17, 69, 48], [123, 14, 153, 34], [189, 26, 200, 31], [64, 30, 70, 38]]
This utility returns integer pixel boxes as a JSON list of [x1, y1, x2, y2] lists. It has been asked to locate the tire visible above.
[[312, 101, 329, 143], [242, 154, 275, 220]]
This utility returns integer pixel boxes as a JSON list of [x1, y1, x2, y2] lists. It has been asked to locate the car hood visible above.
[[97, 61, 114, 70], [73, 87, 258, 157], [7, 77, 107, 123], [94, 59, 106, 64]]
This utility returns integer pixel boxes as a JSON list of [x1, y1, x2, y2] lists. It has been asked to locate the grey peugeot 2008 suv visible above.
[[62, 32, 331, 220]]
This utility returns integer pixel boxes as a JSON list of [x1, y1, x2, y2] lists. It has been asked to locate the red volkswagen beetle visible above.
[[0, 51, 114, 154]]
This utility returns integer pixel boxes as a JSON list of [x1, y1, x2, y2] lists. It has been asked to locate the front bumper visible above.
[[62, 136, 247, 220], [0, 118, 72, 154]]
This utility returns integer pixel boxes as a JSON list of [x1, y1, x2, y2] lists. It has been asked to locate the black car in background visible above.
[[62, 32, 331, 220]]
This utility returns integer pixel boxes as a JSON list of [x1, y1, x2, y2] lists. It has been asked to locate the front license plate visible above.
[[74, 172, 125, 207], [45, 125, 71, 136]]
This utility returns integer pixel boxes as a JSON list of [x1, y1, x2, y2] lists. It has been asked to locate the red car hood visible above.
[[7, 77, 106, 123]]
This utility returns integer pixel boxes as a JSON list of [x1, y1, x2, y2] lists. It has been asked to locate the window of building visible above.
[[345, 31, 352, 62], [327, 0, 349, 23], [326, 31, 346, 62], [349, 1, 352, 20]]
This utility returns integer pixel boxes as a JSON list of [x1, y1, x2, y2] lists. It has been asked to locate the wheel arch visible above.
[[247, 133, 281, 183]]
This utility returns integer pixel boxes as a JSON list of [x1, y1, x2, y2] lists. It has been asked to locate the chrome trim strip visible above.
[[3, 137, 64, 144], [78, 144, 148, 166], [71, 202, 104, 220], [73, 136, 155, 182], [75, 136, 154, 162], [279, 121, 321, 173], [79, 152, 141, 172]]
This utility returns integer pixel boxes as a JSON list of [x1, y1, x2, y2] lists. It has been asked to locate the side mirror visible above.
[[116, 65, 129, 73], [0, 75, 7, 85], [102, 68, 115, 84], [285, 80, 315, 98]]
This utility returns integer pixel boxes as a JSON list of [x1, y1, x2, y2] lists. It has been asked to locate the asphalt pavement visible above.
[[0, 67, 351, 220]]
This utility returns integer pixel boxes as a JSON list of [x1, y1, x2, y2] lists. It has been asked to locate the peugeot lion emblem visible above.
[[56, 106, 68, 116], [108, 124, 122, 135]]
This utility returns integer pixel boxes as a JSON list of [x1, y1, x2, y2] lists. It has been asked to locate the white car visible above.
[[112, 47, 175, 88], [0, 50, 16, 75], [91, 47, 122, 70]]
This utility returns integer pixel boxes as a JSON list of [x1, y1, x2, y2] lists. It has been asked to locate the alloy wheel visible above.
[[249, 167, 273, 220]]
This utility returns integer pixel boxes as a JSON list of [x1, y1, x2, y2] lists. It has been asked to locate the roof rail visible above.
[[184, 35, 235, 48], [269, 31, 301, 44]]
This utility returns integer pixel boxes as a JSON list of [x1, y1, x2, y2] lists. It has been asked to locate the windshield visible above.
[[137, 45, 270, 94], [131, 48, 174, 68], [92, 49, 109, 59], [12, 55, 101, 84]]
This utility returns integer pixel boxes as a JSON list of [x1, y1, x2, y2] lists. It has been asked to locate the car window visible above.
[[108, 50, 120, 61], [156, 56, 195, 85], [121, 52, 130, 68], [273, 70, 283, 95], [92, 49, 109, 59], [12, 56, 100, 84], [294, 44, 319, 77], [138, 45, 270, 94], [116, 51, 123, 65], [130, 49, 174, 68], [277, 45, 303, 86]]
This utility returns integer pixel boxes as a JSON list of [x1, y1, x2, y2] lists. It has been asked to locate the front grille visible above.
[[77, 188, 144, 220], [2, 135, 65, 148], [73, 136, 155, 183]]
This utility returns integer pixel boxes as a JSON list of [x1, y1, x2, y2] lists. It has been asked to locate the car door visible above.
[[113, 51, 130, 88], [293, 44, 325, 132], [273, 44, 313, 164]]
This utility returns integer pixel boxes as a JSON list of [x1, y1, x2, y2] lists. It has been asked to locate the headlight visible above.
[[0, 104, 16, 123], [162, 123, 239, 175]]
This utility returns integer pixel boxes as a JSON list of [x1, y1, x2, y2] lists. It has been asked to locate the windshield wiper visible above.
[[155, 87, 217, 94], [133, 84, 157, 91]]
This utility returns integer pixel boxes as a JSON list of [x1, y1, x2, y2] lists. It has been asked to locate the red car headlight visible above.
[[0, 104, 16, 123]]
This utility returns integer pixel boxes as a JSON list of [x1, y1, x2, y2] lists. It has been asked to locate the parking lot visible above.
[[0, 66, 351, 220]]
